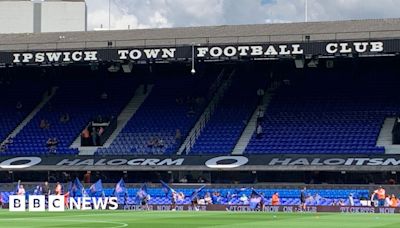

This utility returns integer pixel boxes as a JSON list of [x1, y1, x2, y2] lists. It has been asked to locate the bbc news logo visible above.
[[9, 195, 119, 212]]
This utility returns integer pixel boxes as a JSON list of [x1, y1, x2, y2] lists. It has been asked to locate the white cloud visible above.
[[85, 0, 400, 30]]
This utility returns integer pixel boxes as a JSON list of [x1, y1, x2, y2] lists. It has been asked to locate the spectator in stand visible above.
[[96, 115, 104, 123], [0, 144, 6, 152], [81, 128, 90, 146], [84, 171, 91, 184], [388, 178, 396, 185], [59, 113, 70, 123], [40, 119, 50, 129], [257, 107, 264, 123], [187, 107, 196, 117], [158, 139, 165, 148], [147, 138, 155, 148], [175, 129, 182, 144], [98, 127, 105, 136], [271, 192, 280, 206], [46, 137, 59, 154], [91, 127, 98, 146], [179, 176, 188, 183], [390, 194, 398, 207], [256, 88, 265, 105], [16, 101, 22, 111], [100, 92, 108, 100], [197, 176, 205, 183], [256, 123, 263, 139], [82, 128, 90, 138]]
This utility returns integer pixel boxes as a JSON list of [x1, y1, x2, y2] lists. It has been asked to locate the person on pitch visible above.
[[271, 192, 280, 206], [54, 182, 62, 195], [300, 187, 307, 211], [171, 191, 178, 211], [371, 186, 386, 207]]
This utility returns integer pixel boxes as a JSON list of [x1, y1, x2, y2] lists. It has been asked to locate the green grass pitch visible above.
[[0, 210, 400, 228]]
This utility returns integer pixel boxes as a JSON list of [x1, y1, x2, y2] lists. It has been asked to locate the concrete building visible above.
[[0, 0, 87, 34]]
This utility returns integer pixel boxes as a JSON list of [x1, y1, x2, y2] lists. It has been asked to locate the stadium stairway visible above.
[[377, 117, 400, 154], [73, 85, 154, 155], [0, 87, 58, 148], [177, 70, 234, 155], [96, 70, 220, 156], [188, 67, 268, 155], [232, 88, 274, 155]]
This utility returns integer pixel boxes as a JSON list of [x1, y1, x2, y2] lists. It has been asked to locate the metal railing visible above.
[[177, 69, 234, 155]]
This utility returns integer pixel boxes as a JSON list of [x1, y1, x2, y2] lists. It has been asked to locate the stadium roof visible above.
[[0, 18, 400, 51]]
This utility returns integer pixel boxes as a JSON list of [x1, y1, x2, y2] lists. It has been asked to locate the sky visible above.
[[85, 0, 400, 30]]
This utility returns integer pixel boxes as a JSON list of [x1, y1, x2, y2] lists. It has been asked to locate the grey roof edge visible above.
[[1, 18, 400, 51]]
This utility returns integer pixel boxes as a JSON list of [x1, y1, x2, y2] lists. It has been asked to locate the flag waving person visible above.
[[190, 185, 206, 211], [160, 180, 178, 211], [70, 177, 87, 198], [137, 183, 150, 210], [249, 189, 265, 211], [114, 178, 128, 205]]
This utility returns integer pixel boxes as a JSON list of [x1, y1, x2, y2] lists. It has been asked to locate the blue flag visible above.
[[90, 179, 103, 195], [33, 185, 42, 195], [70, 177, 86, 197], [14, 180, 21, 194], [190, 185, 206, 201], [251, 189, 262, 198], [115, 178, 127, 195], [74, 177, 84, 191], [67, 181, 73, 196], [160, 180, 176, 196], [141, 183, 147, 195]]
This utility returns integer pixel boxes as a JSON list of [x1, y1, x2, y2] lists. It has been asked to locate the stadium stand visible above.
[[2, 66, 138, 156], [190, 66, 268, 154], [2, 59, 400, 156], [0, 69, 49, 150], [96, 66, 221, 155], [245, 60, 400, 154], [0, 80, 46, 144]]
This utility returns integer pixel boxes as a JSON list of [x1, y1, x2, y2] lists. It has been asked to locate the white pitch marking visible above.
[[0, 217, 128, 228]]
